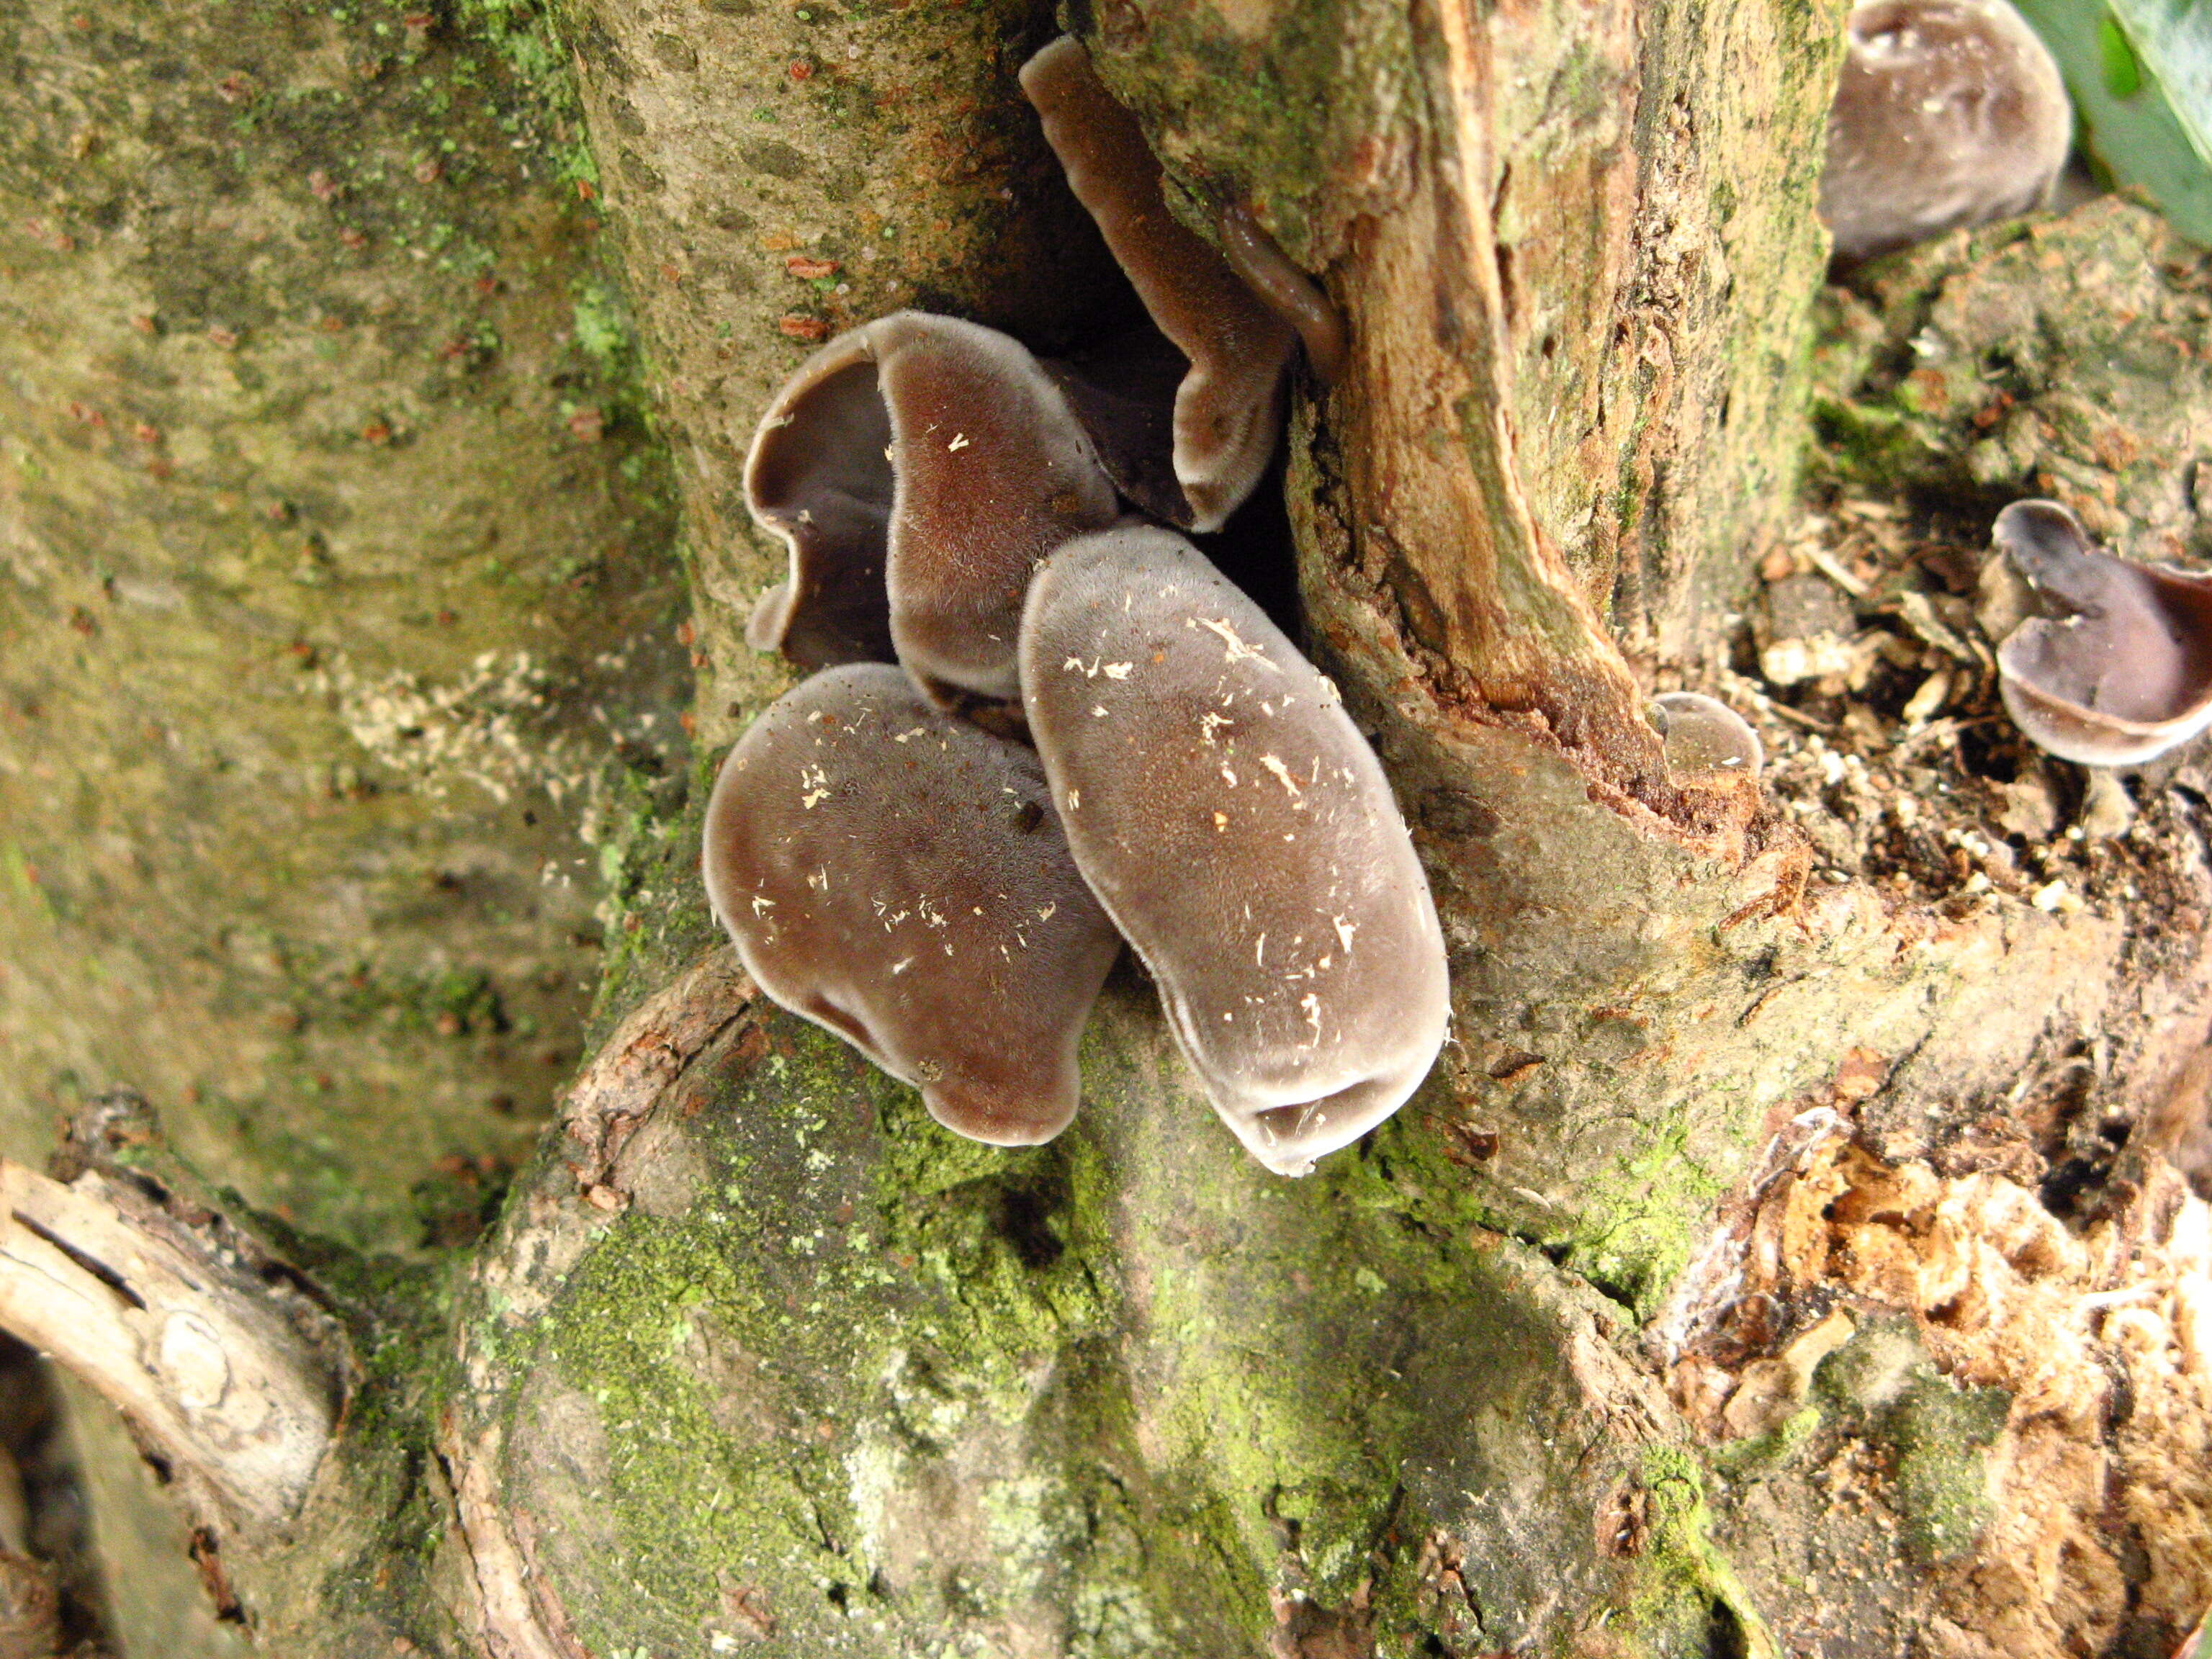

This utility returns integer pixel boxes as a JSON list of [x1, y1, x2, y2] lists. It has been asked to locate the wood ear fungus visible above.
[[702, 663, 1123, 1145], [1992, 499, 2212, 767], [1020, 36, 1318, 533], [1819, 0, 2072, 264], [1018, 524, 1449, 1175], [744, 331, 899, 670], [724, 52, 1426, 1171], [745, 312, 1121, 704]]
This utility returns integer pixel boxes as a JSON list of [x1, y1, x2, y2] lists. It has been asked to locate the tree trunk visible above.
[[4, 0, 2212, 1657]]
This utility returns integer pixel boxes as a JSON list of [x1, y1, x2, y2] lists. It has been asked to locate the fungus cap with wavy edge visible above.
[[1020, 36, 1304, 534], [1019, 523, 1449, 1175], [702, 663, 1123, 1146], [743, 328, 898, 670], [1992, 499, 2212, 767], [1820, 0, 2070, 264], [745, 312, 1121, 704]]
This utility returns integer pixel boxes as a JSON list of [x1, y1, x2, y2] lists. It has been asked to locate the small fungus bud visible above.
[[745, 313, 1120, 704], [1020, 37, 1311, 532], [1215, 202, 1348, 388], [1020, 524, 1449, 1176], [702, 664, 1123, 1145], [1820, 0, 2071, 264], [1652, 692, 1764, 781], [1991, 499, 2212, 767]]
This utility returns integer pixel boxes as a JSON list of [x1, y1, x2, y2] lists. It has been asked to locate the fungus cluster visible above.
[[1018, 36, 1323, 531], [746, 311, 1121, 706], [705, 37, 1447, 1175], [1819, 0, 2072, 264], [1987, 499, 2212, 767]]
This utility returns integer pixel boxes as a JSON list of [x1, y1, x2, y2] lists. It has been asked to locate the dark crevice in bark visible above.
[[0, 1335, 115, 1655]]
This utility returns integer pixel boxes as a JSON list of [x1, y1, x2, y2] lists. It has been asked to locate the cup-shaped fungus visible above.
[[1019, 524, 1449, 1175], [745, 313, 1121, 703], [1820, 0, 2071, 264], [744, 328, 899, 670], [1991, 499, 2212, 766], [703, 663, 1123, 1145], [1020, 36, 1308, 533], [1653, 692, 1765, 782]]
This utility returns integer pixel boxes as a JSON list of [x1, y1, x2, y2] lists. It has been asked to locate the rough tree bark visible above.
[[4, 0, 2212, 1656]]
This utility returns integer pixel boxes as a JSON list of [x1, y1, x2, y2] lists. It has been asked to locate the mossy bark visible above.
[[5, 1, 2212, 1658], [0, 0, 689, 1251], [0, 2, 683, 1647]]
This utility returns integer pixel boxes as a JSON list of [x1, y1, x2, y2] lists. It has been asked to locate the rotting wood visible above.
[[1330, 0, 1668, 797], [559, 952, 758, 1191]]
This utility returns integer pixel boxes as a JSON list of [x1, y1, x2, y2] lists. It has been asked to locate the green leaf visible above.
[[2013, 0, 2212, 244], [2108, 0, 2212, 165], [2100, 13, 2144, 96]]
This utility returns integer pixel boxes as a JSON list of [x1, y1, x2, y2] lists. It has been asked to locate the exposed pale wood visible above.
[[0, 1163, 338, 1534]]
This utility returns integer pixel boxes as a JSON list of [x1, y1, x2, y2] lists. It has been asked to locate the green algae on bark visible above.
[[449, 970, 1779, 1655]]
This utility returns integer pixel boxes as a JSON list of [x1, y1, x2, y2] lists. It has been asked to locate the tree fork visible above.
[[5, 0, 2212, 1654]]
